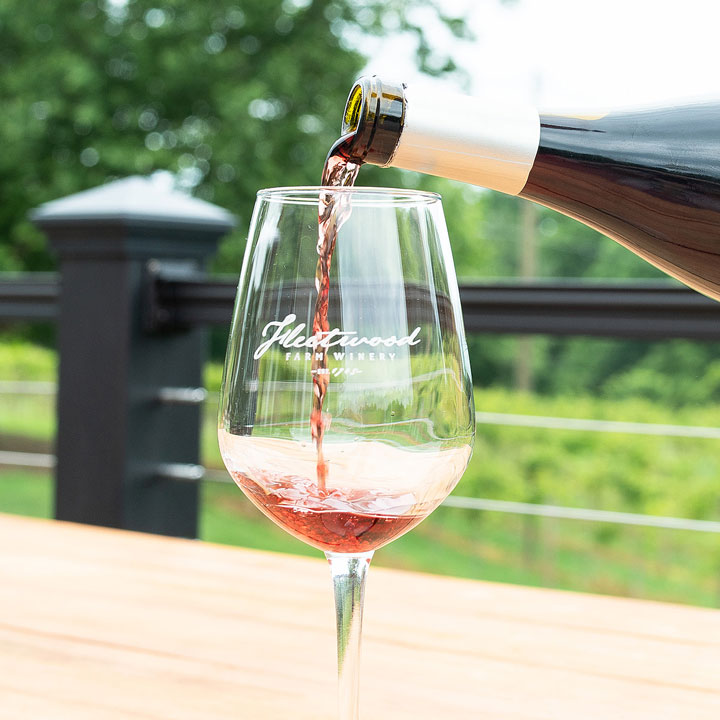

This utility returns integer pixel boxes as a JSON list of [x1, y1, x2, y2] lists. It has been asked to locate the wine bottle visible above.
[[335, 76, 720, 300]]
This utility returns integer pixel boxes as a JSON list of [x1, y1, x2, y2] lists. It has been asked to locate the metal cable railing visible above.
[[0, 450, 55, 468], [5, 428, 720, 533], [199, 468, 720, 534], [0, 381, 56, 394], [4, 270, 720, 537], [474, 411, 720, 439], [6, 382, 720, 439]]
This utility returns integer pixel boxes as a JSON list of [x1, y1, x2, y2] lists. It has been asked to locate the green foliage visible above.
[[0, 342, 57, 438], [0, 470, 53, 518], [0, 341, 56, 380], [603, 342, 720, 406], [0, 393, 55, 439], [0, 0, 354, 269], [474, 191, 667, 281], [204, 360, 224, 393], [0, 0, 464, 274], [466, 387, 720, 522]]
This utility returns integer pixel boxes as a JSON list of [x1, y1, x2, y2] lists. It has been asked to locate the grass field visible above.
[[2, 344, 720, 608]]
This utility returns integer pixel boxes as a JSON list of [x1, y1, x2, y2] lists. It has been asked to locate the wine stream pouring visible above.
[[331, 75, 720, 301]]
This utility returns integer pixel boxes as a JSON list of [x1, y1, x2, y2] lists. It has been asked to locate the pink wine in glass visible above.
[[232, 470, 424, 553], [218, 432, 472, 554]]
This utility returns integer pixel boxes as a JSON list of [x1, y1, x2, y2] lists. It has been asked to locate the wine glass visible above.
[[218, 186, 475, 719]]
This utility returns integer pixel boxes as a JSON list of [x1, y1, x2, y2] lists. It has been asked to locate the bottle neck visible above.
[[341, 76, 541, 195], [391, 86, 540, 195], [341, 77, 405, 166]]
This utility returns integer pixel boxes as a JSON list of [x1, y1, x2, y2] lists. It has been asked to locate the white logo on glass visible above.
[[254, 313, 422, 360]]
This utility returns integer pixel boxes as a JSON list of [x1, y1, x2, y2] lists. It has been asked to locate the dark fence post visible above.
[[31, 176, 235, 537]]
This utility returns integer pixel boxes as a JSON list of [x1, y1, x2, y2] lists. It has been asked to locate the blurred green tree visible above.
[[0, 0, 469, 273]]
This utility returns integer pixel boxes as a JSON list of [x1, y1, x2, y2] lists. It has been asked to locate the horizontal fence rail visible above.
[[0, 273, 59, 322], [199, 468, 720, 534], [0, 381, 56, 395], [474, 411, 720, 439], [440, 496, 720, 534], [3, 428, 719, 533], [5, 270, 720, 340], [458, 281, 720, 339], [145, 270, 720, 340], [0, 450, 55, 469], [6, 381, 720, 439]]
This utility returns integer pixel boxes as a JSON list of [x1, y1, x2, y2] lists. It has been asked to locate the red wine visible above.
[[231, 469, 424, 553], [312, 137, 360, 490], [337, 76, 720, 301]]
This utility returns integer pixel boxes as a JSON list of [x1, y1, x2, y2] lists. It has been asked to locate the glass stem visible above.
[[326, 550, 374, 720]]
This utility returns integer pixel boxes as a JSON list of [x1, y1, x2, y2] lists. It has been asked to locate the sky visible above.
[[362, 0, 720, 111]]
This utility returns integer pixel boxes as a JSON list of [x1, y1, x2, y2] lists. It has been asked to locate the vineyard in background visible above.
[[2, 341, 719, 608]]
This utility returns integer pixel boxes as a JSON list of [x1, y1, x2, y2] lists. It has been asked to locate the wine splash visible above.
[[311, 135, 360, 491]]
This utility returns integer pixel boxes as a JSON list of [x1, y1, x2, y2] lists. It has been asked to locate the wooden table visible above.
[[0, 513, 719, 719]]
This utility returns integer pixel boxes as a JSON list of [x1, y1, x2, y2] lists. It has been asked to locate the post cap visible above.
[[30, 175, 236, 232]]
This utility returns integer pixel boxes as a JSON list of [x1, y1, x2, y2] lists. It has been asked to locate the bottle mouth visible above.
[[340, 76, 406, 166], [343, 84, 363, 134]]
